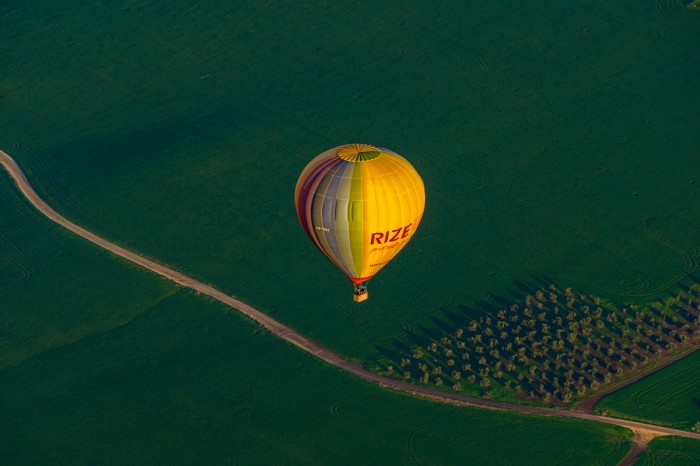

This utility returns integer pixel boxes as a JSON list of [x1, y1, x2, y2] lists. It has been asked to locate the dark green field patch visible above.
[[1, 143, 630, 464], [634, 436, 700, 465], [1, 1, 700, 461], [0, 290, 631, 465], [1, 0, 699, 363], [0, 174, 176, 370], [596, 349, 700, 429]]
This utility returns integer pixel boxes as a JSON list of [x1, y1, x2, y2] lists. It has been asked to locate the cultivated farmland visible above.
[[634, 436, 700, 465], [0, 168, 630, 465], [596, 348, 700, 430], [2, 1, 699, 362], [2, 0, 700, 462]]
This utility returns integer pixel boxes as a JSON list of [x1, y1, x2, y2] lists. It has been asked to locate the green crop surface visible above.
[[0, 174, 630, 464], [0, 176, 176, 371], [634, 436, 700, 465], [1, 0, 700, 462], [596, 349, 700, 429], [2, 0, 700, 364]]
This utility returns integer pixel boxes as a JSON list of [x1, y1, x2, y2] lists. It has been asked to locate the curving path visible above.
[[3, 149, 700, 463]]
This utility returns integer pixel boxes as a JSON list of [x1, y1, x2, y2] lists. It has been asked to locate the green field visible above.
[[2, 0, 700, 463], [0, 176, 175, 370], [596, 349, 700, 429], [0, 172, 630, 464], [634, 436, 700, 465], [2, 0, 700, 362]]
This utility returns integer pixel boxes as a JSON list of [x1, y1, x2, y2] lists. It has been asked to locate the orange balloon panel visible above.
[[295, 144, 425, 285]]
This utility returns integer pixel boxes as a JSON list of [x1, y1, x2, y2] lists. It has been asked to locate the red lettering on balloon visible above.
[[370, 232, 384, 244], [389, 228, 402, 242], [370, 223, 413, 246]]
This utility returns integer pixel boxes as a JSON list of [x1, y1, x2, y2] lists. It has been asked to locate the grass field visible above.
[[2, 0, 700, 462], [0, 175, 175, 371], [634, 436, 700, 465], [2, 0, 700, 363], [595, 349, 700, 429], [0, 171, 631, 465]]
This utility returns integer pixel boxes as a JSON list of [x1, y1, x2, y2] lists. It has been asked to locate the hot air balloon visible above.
[[295, 144, 425, 302]]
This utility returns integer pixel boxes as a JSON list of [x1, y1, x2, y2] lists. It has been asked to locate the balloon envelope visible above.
[[295, 144, 425, 294]]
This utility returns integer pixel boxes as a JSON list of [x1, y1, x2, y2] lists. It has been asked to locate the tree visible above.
[[386, 280, 700, 406]]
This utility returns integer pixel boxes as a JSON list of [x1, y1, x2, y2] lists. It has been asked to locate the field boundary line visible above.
[[3, 149, 700, 454]]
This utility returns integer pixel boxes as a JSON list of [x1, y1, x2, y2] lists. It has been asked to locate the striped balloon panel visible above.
[[295, 145, 425, 283]]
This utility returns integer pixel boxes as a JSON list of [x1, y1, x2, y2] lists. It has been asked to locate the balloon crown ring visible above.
[[337, 144, 382, 162]]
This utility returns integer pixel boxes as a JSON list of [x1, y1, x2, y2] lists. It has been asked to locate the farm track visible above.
[[3, 149, 700, 464]]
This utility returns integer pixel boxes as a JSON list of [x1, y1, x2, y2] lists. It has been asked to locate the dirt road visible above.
[[3, 149, 699, 463]]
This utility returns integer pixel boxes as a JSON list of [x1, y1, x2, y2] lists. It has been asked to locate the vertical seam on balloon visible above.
[[349, 161, 363, 277], [360, 160, 375, 279], [334, 162, 356, 278], [401, 157, 422, 244], [396, 159, 416, 260], [317, 162, 349, 273], [328, 163, 353, 275], [297, 157, 338, 252], [370, 158, 391, 275]]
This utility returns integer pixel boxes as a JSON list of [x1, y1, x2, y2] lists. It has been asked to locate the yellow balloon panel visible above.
[[358, 150, 425, 280]]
